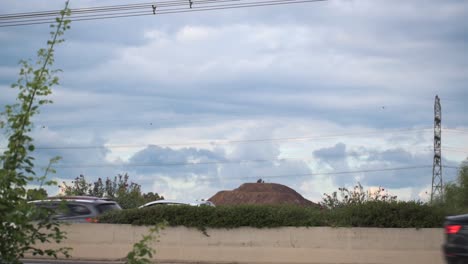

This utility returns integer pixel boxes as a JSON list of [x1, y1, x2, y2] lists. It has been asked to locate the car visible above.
[[443, 213, 468, 264], [29, 196, 122, 223], [138, 199, 215, 208]]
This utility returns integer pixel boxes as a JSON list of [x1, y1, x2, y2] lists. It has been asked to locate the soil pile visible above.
[[209, 182, 318, 207]]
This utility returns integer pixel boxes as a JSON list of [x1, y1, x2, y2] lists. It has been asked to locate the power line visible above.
[[444, 128, 468, 135], [27, 145, 466, 173], [0, 0, 239, 24], [0, 0, 328, 28], [45, 160, 433, 180], [43, 163, 437, 185], [47, 157, 433, 169], [0, 1, 173, 20], [24, 118, 468, 131], [440, 149, 468, 154], [443, 165, 461, 169], [0, 127, 433, 150], [42, 165, 432, 184], [7, 129, 468, 153], [0, 0, 216, 20], [42, 163, 464, 184], [226, 165, 433, 181], [53, 157, 280, 168], [417, 146, 468, 154], [41, 154, 466, 170], [422, 146, 468, 151]]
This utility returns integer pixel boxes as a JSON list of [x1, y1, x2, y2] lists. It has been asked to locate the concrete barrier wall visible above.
[[33, 224, 446, 264]]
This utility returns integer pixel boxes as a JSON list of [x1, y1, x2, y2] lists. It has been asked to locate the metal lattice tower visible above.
[[431, 95, 443, 202]]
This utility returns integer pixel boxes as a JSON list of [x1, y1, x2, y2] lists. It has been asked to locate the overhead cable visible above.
[[0, 0, 328, 28], [0, 127, 432, 150]]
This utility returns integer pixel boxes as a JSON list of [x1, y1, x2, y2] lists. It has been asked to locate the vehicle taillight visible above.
[[445, 225, 462, 234], [85, 217, 98, 223]]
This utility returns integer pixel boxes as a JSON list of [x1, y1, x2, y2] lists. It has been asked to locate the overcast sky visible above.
[[1, 0, 467, 203]]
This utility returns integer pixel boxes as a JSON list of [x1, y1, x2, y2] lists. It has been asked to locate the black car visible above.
[[443, 214, 468, 264], [29, 196, 122, 223]]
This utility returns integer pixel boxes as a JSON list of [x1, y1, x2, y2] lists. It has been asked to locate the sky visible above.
[[1, 0, 467, 203]]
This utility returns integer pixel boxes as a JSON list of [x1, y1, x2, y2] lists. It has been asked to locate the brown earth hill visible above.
[[208, 182, 318, 207]]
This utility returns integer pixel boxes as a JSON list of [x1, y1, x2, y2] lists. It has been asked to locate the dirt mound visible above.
[[209, 182, 318, 207]]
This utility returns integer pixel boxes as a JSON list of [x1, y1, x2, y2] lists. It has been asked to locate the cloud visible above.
[[310, 142, 460, 194], [313, 143, 347, 163], [30, 128, 115, 182], [312, 143, 351, 185], [4, 1, 468, 131], [1, 0, 467, 203], [116, 126, 314, 200], [128, 145, 227, 175], [55, 16, 467, 128]]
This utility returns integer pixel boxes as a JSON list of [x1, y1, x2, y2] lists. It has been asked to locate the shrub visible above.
[[99, 202, 449, 229], [441, 159, 468, 212], [321, 182, 397, 209], [99, 205, 325, 228], [328, 201, 447, 228]]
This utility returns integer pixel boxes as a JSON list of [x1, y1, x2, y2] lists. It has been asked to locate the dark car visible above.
[[29, 196, 122, 223], [443, 213, 468, 264]]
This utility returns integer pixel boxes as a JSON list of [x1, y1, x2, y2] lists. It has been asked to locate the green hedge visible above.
[[98, 201, 452, 228], [328, 201, 447, 228]]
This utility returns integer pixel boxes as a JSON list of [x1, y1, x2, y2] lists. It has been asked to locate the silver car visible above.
[[29, 196, 122, 223]]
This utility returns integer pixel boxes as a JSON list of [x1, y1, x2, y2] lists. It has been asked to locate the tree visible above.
[[143, 192, 163, 203], [26, 188, 48, 201], [443, 158, 468, 212], [61, 173, 164, 209], [60, 174, 93, 196], [321, 182, 397, 209], [0, 2, 71, 263]]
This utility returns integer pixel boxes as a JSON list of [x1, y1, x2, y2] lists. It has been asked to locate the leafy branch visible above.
[[126, 222, 167, 264], [0, 1, 72, 263]]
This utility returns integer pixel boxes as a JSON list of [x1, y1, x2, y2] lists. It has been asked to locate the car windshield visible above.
[[96, 203, 121, 214]]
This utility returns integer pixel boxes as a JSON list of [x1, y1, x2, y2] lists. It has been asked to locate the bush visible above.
[[321, 182, 397, 209], [328, 201, 447, 228], [442, 159, 468, 213], [99, 205, 325, 228], [99, 202, 451, 229]]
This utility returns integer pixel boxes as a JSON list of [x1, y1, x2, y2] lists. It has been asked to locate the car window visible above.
[[33, 202, 70, 218], [67, 204, 92, 216], [34, 201, 65, 212], [31, 202, 56, 220], [96, 203, 121, 214]]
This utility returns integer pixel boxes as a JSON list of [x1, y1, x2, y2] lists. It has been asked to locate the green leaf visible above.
[[0, 1, 71, 262]]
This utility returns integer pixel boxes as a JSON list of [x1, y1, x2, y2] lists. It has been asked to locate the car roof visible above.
[[446, 213, 468, 222], [29, 196, 118, 204], [139, 199, 210, 208]]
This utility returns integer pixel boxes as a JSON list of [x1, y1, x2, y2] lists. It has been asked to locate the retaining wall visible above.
[[31, 224, 446, 264]]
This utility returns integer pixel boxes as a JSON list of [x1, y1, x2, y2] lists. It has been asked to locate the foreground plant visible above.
[[0, 2, 71, 263], [442, 159, 468, 212], [126, 222, 166, 264], [321, 182, 397, 209]]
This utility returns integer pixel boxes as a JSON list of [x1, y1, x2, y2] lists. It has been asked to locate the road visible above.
[[22, 260, 124, 264]]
